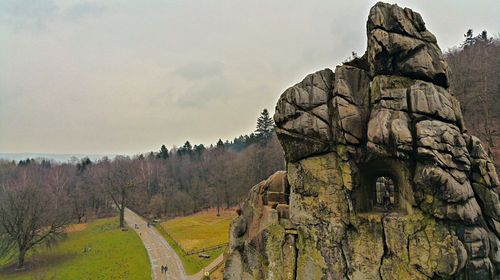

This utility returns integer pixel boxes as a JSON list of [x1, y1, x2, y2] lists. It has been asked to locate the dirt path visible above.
[[189, 254, 224, 280], [125, 208, 187, 280]]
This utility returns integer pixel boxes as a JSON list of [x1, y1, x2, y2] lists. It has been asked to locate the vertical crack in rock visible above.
[[324, 73, 336, 150], [406, 87, 419, 199], [293, 235, 299, 280], [225, 2, 499, 279], [340, 241, 351, 280], [379, 215, 389, 280]]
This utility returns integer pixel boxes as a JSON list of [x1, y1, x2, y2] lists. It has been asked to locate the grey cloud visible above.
[[0, 0, 58, 30], [0, 0, 498, 155], [176, 80, 231, 108], [0, 0, 107, 30], [63, 2, 107, 20], [174, 62, 224, 80]]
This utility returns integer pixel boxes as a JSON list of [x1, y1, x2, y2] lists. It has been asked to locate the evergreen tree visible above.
[[463, 29, 474, 46], [177, 141, 193, 156], [463, 29, 491, 48], [255, 109, 274, 140], [183, 141, 192, 153], [40, 159, 51, 168], [18, 158, 32, 167], [216, 139, 224, 149], [479, 30, 488, 42], [158, 144, 169, 159], [194, 144, 206, 156], [77, 157, 92, 173]]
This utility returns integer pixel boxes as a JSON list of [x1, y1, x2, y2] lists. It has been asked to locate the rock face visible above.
[[225, 2, 500, 280]]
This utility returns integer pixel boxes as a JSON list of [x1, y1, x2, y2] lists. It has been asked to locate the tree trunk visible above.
[[17, 249, 26, 269], [119, 206, 125, 228], [119, 189, 126, 228], [225, 189, 230, 209], [216, 194, 221, 216]]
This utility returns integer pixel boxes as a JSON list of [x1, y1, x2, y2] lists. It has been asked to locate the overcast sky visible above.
[[1, 0, 498, 155]]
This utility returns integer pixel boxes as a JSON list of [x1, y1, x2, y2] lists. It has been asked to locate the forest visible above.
[[445, 30, 500, 167]]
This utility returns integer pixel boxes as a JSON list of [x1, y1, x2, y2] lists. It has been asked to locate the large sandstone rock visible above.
[[274, 69, 334, 162], [366, 2, 449, 88], [225, 2, 500, 279]]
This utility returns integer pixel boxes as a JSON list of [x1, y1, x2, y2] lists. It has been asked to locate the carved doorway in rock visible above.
[[355, 159, 412, 214]]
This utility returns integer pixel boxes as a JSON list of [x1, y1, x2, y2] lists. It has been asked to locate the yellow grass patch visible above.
[[64, 223, 88, 233], [160, 208, 236, 252]]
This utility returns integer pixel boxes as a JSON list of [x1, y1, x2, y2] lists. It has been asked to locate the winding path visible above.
[[125, 208, 187, 280], [125, 208, 225, 280]]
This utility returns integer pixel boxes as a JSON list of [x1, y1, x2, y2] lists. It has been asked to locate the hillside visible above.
[[446, 34, 500, 171]]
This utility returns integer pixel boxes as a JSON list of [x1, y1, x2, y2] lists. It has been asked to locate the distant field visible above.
[[156, 208, 235, 275], [0, 217, 150, 280], [160, 208, 235, 252]]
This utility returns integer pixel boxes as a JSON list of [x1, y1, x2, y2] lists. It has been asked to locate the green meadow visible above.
[[0, 217, 150, 280]]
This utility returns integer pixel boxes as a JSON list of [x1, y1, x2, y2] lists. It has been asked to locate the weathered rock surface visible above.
[[274, 69, 334, 162], [225, 2, 500, 279], [366, 2, 449, 88]]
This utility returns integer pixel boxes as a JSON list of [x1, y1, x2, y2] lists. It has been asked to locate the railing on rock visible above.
[[207, 248, 229, 276]]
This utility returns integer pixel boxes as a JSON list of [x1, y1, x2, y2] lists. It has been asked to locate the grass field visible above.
[[156, 208, 235, 275], [160, 208, 235, 252], [0, 217, 150, 280], [155, 225, 225, 275]]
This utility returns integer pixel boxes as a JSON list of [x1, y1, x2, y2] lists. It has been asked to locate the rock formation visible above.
[[225, 2, 500, 279]]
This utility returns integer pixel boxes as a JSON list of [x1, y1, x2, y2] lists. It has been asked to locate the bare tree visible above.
[[70, 185, 88, 223], [0, 166, 71, 269], [95, 157, 140, 228], [148, 194, 163, 218]]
